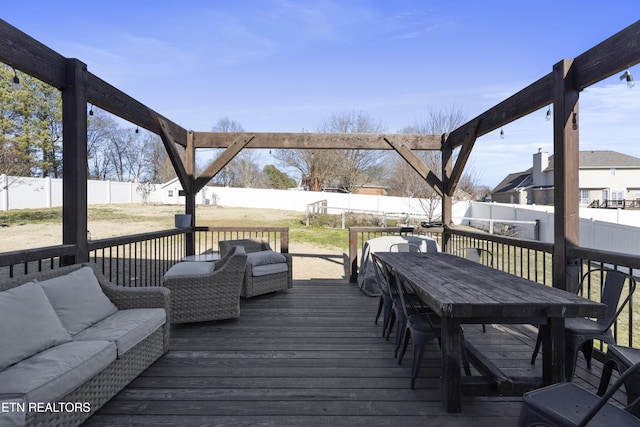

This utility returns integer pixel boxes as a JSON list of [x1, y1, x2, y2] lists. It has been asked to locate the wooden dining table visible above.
[[373, 251, 606, 413]]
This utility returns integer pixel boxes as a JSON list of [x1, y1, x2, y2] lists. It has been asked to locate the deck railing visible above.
[[193, 226, 289, 254], [0, 244, 76, 280], [2, 224, 637, 354], [445, 227, 554, 286], [0, 226, 289, 287]]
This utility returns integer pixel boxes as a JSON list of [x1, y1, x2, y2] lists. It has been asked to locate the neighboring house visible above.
[[491, 150, 640, 207], [157, 178, 214, 206]]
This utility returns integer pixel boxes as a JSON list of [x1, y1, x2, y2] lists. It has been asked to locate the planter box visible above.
[[174, 214, 192, 228]]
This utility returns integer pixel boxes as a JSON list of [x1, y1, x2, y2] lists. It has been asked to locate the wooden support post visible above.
[[441, 139, 453, 253], [552, 59, 580, 292], [62, 59, 88, 265], [185, 130, 196, 256]]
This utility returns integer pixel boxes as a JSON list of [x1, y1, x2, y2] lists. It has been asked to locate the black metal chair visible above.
[[518, 360, 640, 427], [598, 345, 640, 415], [389, 242, 422, 253], [376, 243, 422, 350], [530, 268, 637, 380], [372, 254, 394, 339], [393, 271, 471, 389]]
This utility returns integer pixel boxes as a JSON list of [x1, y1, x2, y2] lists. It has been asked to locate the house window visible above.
[[579, 189, 589, 205], [611, 190, 624, 207], [604, 189, 624, 207], [168, 190, 174, 197]]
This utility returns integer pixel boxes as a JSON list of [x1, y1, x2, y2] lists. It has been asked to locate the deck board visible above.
[[84, 278, 621, 426]]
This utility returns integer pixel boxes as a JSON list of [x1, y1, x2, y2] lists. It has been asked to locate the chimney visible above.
[[532, 149, 549, 186]]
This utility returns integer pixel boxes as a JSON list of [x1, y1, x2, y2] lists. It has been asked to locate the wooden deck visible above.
[[84, 278, 622, 426]]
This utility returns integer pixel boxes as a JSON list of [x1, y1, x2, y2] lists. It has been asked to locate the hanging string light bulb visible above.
[[12, 67, 21, 91], [545, 105, 552, 121], [620, 69, 635, 89]]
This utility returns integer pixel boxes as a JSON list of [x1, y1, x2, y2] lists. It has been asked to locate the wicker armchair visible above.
[[219, 238, 293, 298], [163, 245, 247, 323]]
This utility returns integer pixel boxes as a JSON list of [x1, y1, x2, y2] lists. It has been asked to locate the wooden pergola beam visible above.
[[447, 119, 482, 196], [445, 73, 554, 150], [0, 19, 187, 146], [193, 132, 442, 150], [445, 20, 640, 151], [383, 136, 444, 197], [194, 134, 255, 192], [87, 74, 187, 145], [157, 117, 192, 195]]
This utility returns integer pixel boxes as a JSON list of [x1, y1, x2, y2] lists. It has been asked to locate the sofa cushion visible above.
[[163, 261, 215, 279], [38, 266, 118, 335], [0, 282, 72, 371], [73, 308, 166, 356], [0, 340, 116, 411], [0, 397, 26, 426], [252, 263, 289, 277], [246, 250, 286, 267]]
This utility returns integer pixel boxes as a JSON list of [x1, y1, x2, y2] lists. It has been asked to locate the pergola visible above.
[[1, 18, 640, 293]]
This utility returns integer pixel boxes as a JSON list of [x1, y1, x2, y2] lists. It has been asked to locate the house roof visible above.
[[492, 171, 532, 193], [546, 150, 640, 170], [491, 150, 640, 194]]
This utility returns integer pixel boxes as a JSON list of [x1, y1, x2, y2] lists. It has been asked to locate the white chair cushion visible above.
[[38, 266, 118, 335], [163, 261, 215, 279], [73, 308, 166, 356], [0, 282, 72, 371], [0, 340, 116, 411], [246, 250, 286, 267]]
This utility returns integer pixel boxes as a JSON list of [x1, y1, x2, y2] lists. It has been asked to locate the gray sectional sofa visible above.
[[0, 262, 170, 427]]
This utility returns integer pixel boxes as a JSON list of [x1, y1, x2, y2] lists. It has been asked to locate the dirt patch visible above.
[[0, 205, 349, 281]]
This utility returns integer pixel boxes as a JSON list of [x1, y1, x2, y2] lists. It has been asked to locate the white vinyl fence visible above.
[[2, 175, 639, 256], [463, 201, 640, 256]]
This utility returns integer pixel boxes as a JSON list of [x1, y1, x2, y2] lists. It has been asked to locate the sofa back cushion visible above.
[[38, 266, 118, 335], [0, 281, 72, 371], [220, 238, 271, 255], [246, 250, 287, 267]]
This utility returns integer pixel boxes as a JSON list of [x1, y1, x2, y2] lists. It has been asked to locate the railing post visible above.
[[280, 229, 289, 254], [349, 227, 358, 283], [185, 131, 196, 256]]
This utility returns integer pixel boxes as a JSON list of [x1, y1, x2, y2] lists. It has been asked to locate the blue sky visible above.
[[4, 1, 640, 188]]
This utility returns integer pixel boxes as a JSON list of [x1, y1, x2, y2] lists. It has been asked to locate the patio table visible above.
[[373, 251, 606, 413], [181, 253, 220, 262]]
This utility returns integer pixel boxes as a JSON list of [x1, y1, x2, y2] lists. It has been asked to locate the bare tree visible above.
[[87, 108, 117, 179], [229, 151, 270, 188], [273, 147, 333, 191], [275, 110, 387, 192], [209, 117, 245, 186], [390, 106, 476, 220], [317, 110, 387, 192]]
